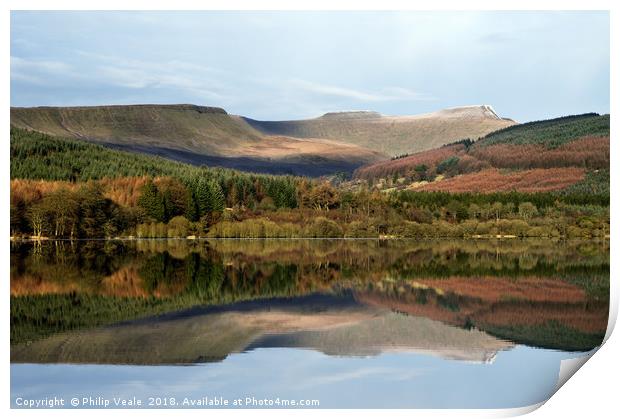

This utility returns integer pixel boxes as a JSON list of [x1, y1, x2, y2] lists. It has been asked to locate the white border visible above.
[[2, 2, 617, 419]]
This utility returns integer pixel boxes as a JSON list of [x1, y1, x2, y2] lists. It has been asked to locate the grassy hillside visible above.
[[10, 105, 385, 176], [354, 113, 609, 194], [10, 104, 256, 154], [244, 105, 516, 157]]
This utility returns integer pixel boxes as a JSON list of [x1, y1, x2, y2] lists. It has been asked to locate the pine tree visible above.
[[208, 180, 225, 213], [195, 178, 211, 217], [138, 180, 165, 222], [162, 190, 173, 222], [184, 190, 199, 221]]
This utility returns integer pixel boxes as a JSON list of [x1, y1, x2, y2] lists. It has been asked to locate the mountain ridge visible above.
[[243, 104, 516, 156], [10, 104, 386, 177], [10, 103, 516, 177]]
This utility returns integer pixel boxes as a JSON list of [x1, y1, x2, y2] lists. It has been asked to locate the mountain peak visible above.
[[319, 111, 382, 120], [434, 105, 507, 120]]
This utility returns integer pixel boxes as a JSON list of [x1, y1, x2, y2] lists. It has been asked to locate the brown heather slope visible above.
[[243, 105, 516, 156], [415, 168, 586, 193], [354, 279, 608, 347], [357, 135, 610, 182], [469, 136, 609, 170], [10, 104, 386, 177]]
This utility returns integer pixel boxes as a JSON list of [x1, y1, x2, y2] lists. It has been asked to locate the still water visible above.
[[10, 239, 609, 408]]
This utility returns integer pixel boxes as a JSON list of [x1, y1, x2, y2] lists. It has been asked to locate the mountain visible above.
[[9, 104, 518, 177], [354, 113, 610, 194], [243, 105, 516, 156], [10, 104, 386, 177]]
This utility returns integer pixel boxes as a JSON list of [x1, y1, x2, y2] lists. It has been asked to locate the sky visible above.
[[10, 11, 610, 122]]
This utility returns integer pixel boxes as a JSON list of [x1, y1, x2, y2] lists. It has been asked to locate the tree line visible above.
[[10, 126, 610, 239]]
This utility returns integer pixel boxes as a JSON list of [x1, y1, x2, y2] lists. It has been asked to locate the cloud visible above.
[[11, 51, 435, 118], [12, 52, 228, 102], [11, 56, 72, 75], [299, 365, 425, 389], [289, 79, 434, 102], [477, 32, 517, 44], [11, 38, 39, 49], [10, 11, 610, 121], [11, 56, 78, 86]]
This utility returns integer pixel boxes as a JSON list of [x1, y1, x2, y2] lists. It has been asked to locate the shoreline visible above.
[[9, 235, 610, 242]]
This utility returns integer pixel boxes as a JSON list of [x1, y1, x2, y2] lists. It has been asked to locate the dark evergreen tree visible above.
[[208, 179, 225, 213], [184, 190, 199, 222], [138, 180, 165, 222], [195, 178, 211, 217]]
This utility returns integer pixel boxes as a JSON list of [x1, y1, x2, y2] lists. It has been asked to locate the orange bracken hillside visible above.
[[354, 144, 465, 180], [414, 167, 585, 193], [469, 136, 609, 170]]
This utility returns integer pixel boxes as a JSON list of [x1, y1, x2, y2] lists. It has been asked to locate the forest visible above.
[[10, 126, 610, 239]]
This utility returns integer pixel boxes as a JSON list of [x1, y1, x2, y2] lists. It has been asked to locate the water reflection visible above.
[[11, 294, 514, 364], [10, 239, 609, 363]]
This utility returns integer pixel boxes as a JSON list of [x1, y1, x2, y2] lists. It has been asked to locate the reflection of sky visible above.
[[11, 345, 591, 409]]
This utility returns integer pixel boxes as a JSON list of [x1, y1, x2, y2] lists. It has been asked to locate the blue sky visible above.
[[10, 11, 609, 122]]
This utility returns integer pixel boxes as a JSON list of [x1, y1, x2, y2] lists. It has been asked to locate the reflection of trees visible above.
[[138, 252, 187, 295], [11, 239, 610, 298], [353, 278, 609, 351], [185, 252, 225, 299], [10, 239, 610, 346]]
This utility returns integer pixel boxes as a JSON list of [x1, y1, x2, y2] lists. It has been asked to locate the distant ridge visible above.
[[319, 111, 383, 119], [11, 103, 228, 114], [243, 105, 516, 156]]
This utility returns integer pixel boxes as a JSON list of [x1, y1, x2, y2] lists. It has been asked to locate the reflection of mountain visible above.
[[10, 294, 513, 365], [10, 239, 610, 350], [247, 312, 510, 362]]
